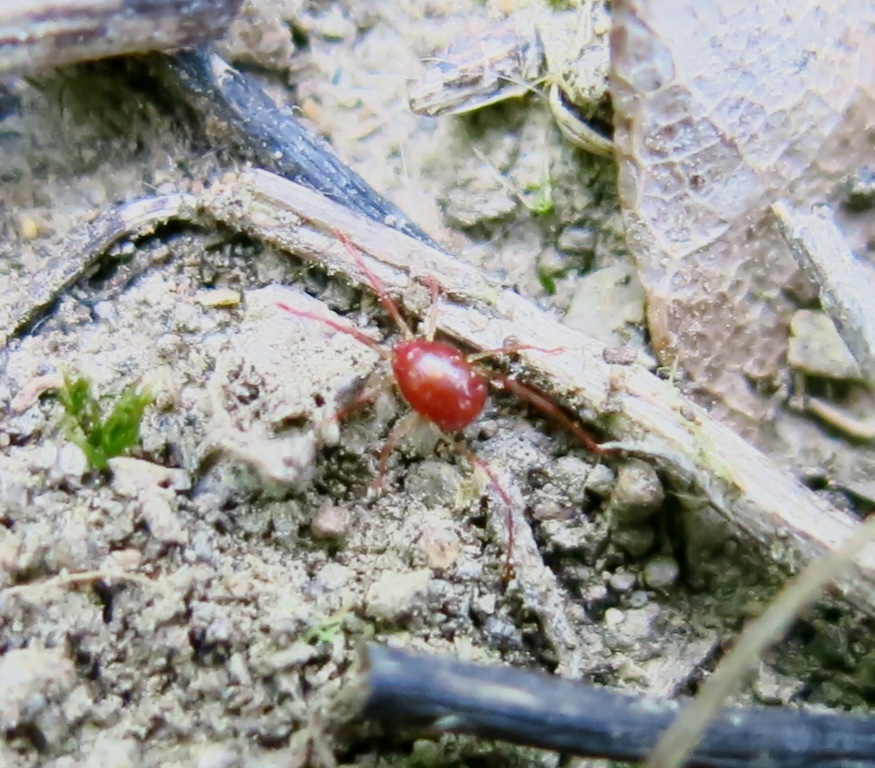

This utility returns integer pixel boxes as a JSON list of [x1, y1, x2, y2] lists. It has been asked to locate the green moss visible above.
[[56, 373, 153, 471]]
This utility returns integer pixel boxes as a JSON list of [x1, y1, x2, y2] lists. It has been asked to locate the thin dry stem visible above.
[[2, 569, 159, 599], [645, 512, 875, 768]]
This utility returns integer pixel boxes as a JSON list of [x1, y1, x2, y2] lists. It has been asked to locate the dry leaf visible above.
[[611, 0, 875, 434]]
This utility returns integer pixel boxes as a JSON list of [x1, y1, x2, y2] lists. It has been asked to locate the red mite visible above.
[[391, 339, 486, 432], [278, 233, 607, 580]]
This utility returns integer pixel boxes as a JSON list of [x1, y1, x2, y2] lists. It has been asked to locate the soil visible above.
[[1, 1, 873, 767]]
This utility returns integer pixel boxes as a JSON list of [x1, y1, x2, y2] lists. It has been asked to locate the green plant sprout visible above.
[[303, 607, 351, 645], [524, 174, 555, 217], [536, 264, 560, 295], [303, 617, 344, 645], [56, 373, 153, 471]]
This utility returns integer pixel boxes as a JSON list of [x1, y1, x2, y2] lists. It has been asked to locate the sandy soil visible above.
[[1, 1, 873, 767]]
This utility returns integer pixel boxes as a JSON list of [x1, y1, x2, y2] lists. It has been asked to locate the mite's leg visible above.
[[276, 302, 390, 359], [452, 439, 517, 584], [466, 343, 562, 364], [423, 275, 442, 342], [335, 232, 413, 339], [371, 410, 420, 493], [493, 376, 610, 456]]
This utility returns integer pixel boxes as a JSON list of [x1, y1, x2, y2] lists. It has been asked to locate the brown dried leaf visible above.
[[610, 1, 875, 432]]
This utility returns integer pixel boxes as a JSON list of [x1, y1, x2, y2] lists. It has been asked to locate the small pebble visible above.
[[107, 549, 143, 570], [411, 740, 443, 764], [310, 503, 350, 540], [267, 641, 317, 671], [474, 593, 496, 617], [365, 569, 431, 623], [585, 464, 615, 497], [788, 309, 861, 380], [404, 460, 463, 507], [608, 459, 664, 525], [141, 495, 188, 545], [0, 646, 76, 740], [227, 653, 252, 686], [553, 455, 593, 506], [844, 167, 875, 212], [195, 744, 239, 768], [581, 583, 609, 605], [612, 524, 654, 557], [643, 555, 680, 591], [17, 213, 41, 240], [0, 466, 30, 513], [564, 265, 645, 345], [531, 497, 567, 521], [311, 563, 351, 593], [604, 607, 625, 627], [418, 523, 461, 570], [609, 571, 637, 593], [483, 616, 524, 649], [628, 590, 651, 609], [558, 225, 597, 253], [195, 288, 241, 308]]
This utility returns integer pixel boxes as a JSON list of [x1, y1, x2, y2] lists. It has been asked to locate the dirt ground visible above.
[[2, 1, 874, 767]]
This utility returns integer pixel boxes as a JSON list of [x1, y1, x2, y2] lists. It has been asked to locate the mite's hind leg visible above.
[[371, 410, 421, 493], [450, 438, 517, 584], [493, 376, 609, 456], [328, 376, 390, 427]]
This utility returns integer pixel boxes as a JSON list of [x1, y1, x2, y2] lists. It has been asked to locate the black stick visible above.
[[0, 0, 243, 75], [359, 644, 875, 767], [162, 46, 440, 249]]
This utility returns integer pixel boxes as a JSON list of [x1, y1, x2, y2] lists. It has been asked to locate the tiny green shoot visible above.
[[525, 175, 555, 217], [56, 373, 153, 471], [303, 611, 347, 645], [536, 265, 559, 295]]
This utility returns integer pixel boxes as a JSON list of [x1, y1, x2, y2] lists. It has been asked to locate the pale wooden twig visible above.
[[199, 170, 875, 621], [3, 193, 197, 346], [18, 170, 875, 623]]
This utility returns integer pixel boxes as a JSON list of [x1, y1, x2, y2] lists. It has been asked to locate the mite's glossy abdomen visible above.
[[392, 339, 488, 432]]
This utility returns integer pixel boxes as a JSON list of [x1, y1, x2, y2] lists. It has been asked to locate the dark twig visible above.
[[0, 0, 242, 75], [358, 643, 875, 767], [5, 44, 439, 345], [161, 46, 439, 248]]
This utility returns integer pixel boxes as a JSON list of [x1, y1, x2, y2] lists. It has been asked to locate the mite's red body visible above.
[[277, 231, 606, 581], [391, 339, 488, 432]]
